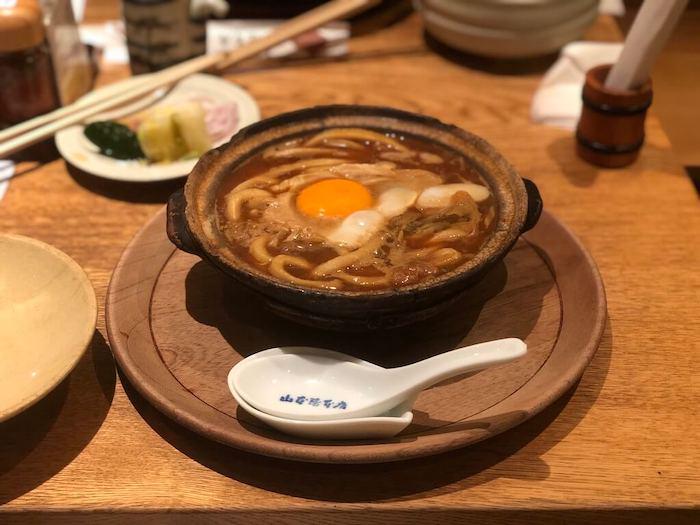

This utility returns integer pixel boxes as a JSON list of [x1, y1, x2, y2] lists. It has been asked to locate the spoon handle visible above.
[[394, 338, 527, 393]]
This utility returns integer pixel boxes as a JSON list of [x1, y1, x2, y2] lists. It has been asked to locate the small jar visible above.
[[576, 64, 653, 168], [0, 0, 60, 127], [123, 0, 207, 74]]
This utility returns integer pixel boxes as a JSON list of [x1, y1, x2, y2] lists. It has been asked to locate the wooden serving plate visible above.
[[106, 207, 605, 464]]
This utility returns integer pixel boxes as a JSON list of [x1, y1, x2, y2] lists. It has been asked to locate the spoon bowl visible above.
[[229, 377, 414, 440], [231, 339, 526, 422]]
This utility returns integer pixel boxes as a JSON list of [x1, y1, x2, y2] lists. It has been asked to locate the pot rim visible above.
[[181, 104, 529, 301]]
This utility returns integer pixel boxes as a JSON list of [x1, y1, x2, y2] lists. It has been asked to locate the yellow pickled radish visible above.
[[136, 102, 211, 162], [172, 101, 212, 156], [136, 107, 186, 162]]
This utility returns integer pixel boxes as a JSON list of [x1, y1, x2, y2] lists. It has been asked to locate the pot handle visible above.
[[166, 188, 200, 255], [522, 178, 543, 232]]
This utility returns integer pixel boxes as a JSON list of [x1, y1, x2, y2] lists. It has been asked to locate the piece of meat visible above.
[[391, 260, 438, 288]]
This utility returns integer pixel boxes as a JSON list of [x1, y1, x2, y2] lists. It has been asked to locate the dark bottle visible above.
[[0, 0, 60, 127]]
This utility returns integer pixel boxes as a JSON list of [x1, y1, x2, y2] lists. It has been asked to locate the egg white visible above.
[[257, 164, 488, 249]]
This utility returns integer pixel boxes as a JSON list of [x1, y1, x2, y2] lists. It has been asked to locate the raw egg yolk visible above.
[[296, 179, 373, 218]]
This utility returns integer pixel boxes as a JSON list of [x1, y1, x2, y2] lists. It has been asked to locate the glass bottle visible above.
[[0, 0, 60, 127]]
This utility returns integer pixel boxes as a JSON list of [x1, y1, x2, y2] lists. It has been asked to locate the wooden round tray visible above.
[[106, 207, 605, 464]]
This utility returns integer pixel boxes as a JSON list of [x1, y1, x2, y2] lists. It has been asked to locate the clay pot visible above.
[[167, 105, 542, 330]]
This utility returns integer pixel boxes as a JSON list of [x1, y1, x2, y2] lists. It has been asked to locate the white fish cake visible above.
[[416, 183, 490, 210], [328, 210, 385, 248]]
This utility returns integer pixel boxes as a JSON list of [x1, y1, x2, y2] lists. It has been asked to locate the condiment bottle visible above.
[[0, 0, 60, 127]]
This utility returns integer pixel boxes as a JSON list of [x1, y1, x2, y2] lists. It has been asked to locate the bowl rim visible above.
[[181, 104, 528, 301], [0, 234, 97, 422]]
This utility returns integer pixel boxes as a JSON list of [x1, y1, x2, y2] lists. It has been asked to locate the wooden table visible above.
[[1, 12, 698, 524]]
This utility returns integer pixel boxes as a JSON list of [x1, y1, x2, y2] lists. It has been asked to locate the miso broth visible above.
[[216, 127, 497, 291]]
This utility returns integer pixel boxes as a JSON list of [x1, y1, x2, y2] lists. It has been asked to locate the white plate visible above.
[[55, 74, 261, 182], [0, 235, 97, 422]]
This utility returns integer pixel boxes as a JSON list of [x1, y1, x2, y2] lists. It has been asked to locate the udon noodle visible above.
[[216, 127, 497, 291]]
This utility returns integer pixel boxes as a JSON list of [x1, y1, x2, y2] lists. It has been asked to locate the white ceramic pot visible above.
[[417, 0, 600, 58], [422, 0, 599, 31]]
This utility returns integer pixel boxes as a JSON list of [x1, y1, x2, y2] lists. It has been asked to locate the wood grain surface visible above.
[[107, 208, 603, 463], [1, 8, 698, 524]]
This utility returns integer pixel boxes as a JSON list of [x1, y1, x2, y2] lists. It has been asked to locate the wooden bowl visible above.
[[166, 105, 542, 330], [0, 234, 97, 422]]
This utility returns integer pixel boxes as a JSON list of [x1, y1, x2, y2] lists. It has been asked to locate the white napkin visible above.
[[71, 0, 86, 23], [190, 0, 230, 19], [599, 0, 625, 16], [0, 160, 14, 203], [79, 21, 129, 65], [206, 20, 350, 59], [530, 42, 623, 129]]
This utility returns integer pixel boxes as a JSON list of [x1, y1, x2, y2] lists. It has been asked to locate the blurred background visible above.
[[2, 0, 698, 187], [81, 0, 700, 187]]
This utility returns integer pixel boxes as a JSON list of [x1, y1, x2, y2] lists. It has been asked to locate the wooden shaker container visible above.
[[576, 64, 653, 168]]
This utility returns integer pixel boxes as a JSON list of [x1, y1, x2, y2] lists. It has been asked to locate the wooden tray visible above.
[[106, 208, 606, 464]]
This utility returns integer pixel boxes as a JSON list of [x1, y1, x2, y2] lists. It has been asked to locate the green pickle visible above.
[[84, 121, 145, 160]]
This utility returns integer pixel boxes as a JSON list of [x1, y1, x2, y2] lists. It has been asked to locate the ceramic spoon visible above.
[[230, 338, 526, 421], [229, 379, 414, 440], [228, 350, 415, 439]]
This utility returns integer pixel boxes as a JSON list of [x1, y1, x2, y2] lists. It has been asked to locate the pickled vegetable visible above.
[[84, 101, 213, 164], [84, 121, 144, 160], [172, 101, 212, 156], [137, 108, 187, 162], [137, 102, 211, 162]]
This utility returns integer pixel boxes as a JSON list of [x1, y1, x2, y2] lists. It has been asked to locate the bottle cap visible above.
[[0, 0, 45, 53]]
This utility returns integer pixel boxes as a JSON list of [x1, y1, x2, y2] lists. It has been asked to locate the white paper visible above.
[[71, 0, 85, 22], [206, 19, 349, 59], [0, 160, 14, 203], [599, 0, 626, 17], [79, 21, 129, 65]]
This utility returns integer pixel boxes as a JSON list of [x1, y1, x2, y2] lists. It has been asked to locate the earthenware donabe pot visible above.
[[166, 105, 542, 330]]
